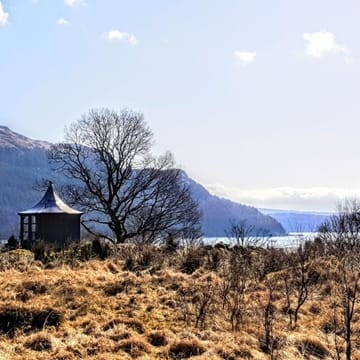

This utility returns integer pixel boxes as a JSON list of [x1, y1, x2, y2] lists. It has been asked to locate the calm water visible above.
[[0, 233, 316, 248], [204, 232, 316, 248]]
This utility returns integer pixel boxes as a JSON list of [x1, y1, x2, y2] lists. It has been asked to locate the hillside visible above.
[[186, 176, 284, 236], [260, 209, 332, 233], [0, 126, 285, 239], [0, 244, 356, 360]]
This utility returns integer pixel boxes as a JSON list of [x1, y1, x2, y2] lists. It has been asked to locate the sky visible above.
[[1, 0, 360, 212]]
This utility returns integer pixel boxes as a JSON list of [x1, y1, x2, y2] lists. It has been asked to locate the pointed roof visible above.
[[18, 181, 82, 215]]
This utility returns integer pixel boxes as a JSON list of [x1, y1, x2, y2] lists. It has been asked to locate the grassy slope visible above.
[[0, 247, 358, 360]]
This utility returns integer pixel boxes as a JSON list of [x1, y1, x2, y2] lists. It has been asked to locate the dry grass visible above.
[[0, 246, 359, 359]]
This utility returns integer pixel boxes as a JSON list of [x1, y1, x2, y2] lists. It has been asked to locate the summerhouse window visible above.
[[22, 215, 37, 241]]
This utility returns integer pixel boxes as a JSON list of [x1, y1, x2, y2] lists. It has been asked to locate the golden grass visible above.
[[0, 247, 358, 359]]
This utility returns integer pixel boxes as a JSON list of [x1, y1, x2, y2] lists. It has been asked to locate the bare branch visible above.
[[49, 108, 201, 244]]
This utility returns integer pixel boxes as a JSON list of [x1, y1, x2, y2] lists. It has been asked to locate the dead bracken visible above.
[[0, 308, 62, 336], [25, 335, 52, 352], [0, 241, 360, 359], [168, 339, 206, 359]]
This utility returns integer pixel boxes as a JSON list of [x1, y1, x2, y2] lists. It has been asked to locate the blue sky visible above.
[[1, 0, 360, 211]]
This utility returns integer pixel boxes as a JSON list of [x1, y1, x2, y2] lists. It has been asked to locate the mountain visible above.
[[0, 125, 285, 239], [0, 126, 56, 238], [260, 208, 332, 233], [185, 175, 285, 236], [0, 126, 50, 149]]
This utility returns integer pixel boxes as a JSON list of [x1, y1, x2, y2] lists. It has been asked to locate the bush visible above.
[[169, 339, 206, 359], [114, 338, 150, 357], [0, 249, 34, 272], [0, 307, 62, 337], [29, 240, 52, 262], [16, 281, 48, 302], [25, 334, 52, 352], [91, 237, 112, 259], [122, 245, 162, 272], [164, 233, 179, 252], [180, 248, 205, 274], [296, 337, 329, 359], [147, 331, 168, 347], [5, 235, 19, 250], [259, 247, 290, 278]]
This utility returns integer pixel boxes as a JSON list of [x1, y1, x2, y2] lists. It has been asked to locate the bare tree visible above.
[[318, 199, 360, 253], [260, 276, 279, 359], [324, 252, 360, 360], [282, 245, 316, 329], [49, 108, 201, 244], [225, 220, 267, 247], [318, 200, 360, 360], [221, 248, 255, 331], [337, 254, 360, 360]]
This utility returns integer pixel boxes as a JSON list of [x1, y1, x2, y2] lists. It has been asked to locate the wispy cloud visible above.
[[56, 18, 69, 26], [104, 30, 138, 46], [234, 51, 256, 65], [0, 1, 9, 27], [205, 184, 360, 212], [64, 0, 85, 7], [303, 30, 352, 62]]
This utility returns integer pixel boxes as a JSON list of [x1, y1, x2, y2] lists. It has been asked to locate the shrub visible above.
[[205, 247, 224, 271], [180, 248, 204, 274], [259, 247, 290, 278], [16, 281, 48, 302], [90, 237, 112, 260], [0, 307, 62, 336], [25, 334, 52, 352], [5, 235, 19, 250], [296, 337, 329, 359], [28, 240, 55, 263], [104, 282, 126, 296], [218, 348, 252, 360], [123, 319, 145, 334], [114, 338, 150, 357], [147, 331, 168, 347], [168, 339, 206, 359], [102, 318, 145, 334], [103, 318, 122, 331], [0, 249, 34, 271], [122, 245, 162, 272], [164, 234, 179, 252], [22, 281, 48, 295]]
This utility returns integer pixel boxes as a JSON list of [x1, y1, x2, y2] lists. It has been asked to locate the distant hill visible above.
[[260, 208, 333, 233], [0, 125, 285, 239], [185, 175, 285, 236], [0, 126, 61, 238]]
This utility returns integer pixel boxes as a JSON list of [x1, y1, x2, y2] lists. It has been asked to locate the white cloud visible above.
[[205, 184, 360, 212], [0, 1, 9, 27], [56, 18, 69, 26], [234, 51, 256, 65], [303, 30, 352, 61], [64, 0, 85, 7], [105, 30, 139, 46]]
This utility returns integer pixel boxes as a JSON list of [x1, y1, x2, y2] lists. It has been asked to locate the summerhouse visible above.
[[18, 181, 82, 245]]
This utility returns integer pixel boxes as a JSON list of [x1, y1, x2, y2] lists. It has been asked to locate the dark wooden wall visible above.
[[20, 214, 81, 245]]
